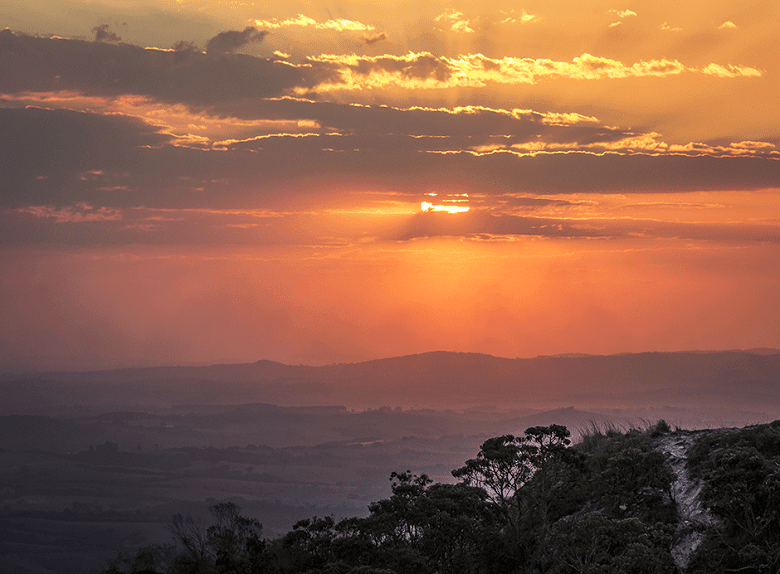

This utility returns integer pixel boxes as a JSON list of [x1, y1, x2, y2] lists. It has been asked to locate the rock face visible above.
[[655, 431, 719, 570]]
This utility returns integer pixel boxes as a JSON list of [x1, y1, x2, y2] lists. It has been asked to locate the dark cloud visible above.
[[390, 210, 780, 243], [0, 107, 170, 208], [364, 32, 388, 45], [206, 27, 267, 54], [172, 40, 198, 52], [92, 24, 121, 43], [0, 30, 310, 106], [0, 205, 322, 247], [347, 53, 452, 81], [393, 211, 598, 241], [3, 104, 780, 230], [4, 193, 778, 248], [497, 196, 577, 208]]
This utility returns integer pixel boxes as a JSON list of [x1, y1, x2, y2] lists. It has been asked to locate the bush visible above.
[[686, 422, 780, 573]]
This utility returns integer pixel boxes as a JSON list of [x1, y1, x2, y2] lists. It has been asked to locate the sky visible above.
[[1, 0, 779, 371]]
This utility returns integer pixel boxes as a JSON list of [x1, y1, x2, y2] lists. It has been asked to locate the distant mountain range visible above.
[[2, 350, 780, 414]]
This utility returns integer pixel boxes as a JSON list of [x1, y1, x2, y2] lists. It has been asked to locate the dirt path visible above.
[[655, 432, 718, 570]]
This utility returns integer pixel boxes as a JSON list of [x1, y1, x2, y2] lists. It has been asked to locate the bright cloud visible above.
[[435, 10, 474, 33], [608, 9, 637, 18], [308, 52, 760, 92], [452, 136, 778, 159], [500, 10, 538, 24], [661, 22, 682, 32], [700, 64, 762, 78], [254, 14, 375, 32]]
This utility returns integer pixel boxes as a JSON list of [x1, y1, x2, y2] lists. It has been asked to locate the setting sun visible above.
[[421, 202, 470, 213]]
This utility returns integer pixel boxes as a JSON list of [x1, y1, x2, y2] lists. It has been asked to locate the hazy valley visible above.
[[2, 350, 780, 573]]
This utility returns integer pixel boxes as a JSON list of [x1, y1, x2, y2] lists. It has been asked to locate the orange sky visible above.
[[1, 0, 779, 371]]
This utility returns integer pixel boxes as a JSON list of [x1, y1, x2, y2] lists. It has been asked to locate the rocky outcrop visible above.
[[655, 431, 719, 571]]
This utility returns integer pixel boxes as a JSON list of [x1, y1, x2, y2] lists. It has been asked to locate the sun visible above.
[[421, 193, 470, 213], [421, 202, 470, 213]]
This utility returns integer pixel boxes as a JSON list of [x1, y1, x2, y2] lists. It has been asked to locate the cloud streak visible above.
[[17, 202, 122, 223], [254, 14, 375, 32], [5, 191, 779, 247], [307, 51, 761, 92]]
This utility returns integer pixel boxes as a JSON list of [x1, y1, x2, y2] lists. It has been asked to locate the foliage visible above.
[[102, 421, 780, 574], [686, 421, 780, 573], [582, 428, 676, 525], [542, 512, 676, 574], [650, 419, 672, 437]]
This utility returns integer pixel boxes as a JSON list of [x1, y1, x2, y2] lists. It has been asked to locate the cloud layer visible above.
[[1, 0, 779, 369]]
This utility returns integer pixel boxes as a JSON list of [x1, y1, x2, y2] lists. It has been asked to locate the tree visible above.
[[450, 426, 579, 567], [207, 502, 264, 573], [452, 426, 574, 531], [524, 424, 572, 466], [334, 471, 501, 574], [169, 512, 210, 568], [451, 435, 532, 530], [168, 502, 264, 573]]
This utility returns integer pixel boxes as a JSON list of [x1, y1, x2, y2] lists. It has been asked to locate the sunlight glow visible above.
[[421, 202, 470, 213]]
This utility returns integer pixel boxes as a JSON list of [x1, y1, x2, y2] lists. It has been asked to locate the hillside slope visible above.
[[3, 350, 780, 413]]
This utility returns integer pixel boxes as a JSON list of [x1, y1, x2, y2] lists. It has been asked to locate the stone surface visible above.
[[655, 431, 719, 571]]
